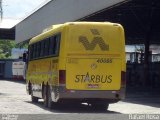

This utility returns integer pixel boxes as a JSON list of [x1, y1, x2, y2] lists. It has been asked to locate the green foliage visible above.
[[0, 40, 17, 59], [16, 40, 29, 49]]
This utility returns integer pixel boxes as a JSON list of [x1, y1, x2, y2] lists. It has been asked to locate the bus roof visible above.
[[29, 24, 64, 45], [29, 22, 122, 45]]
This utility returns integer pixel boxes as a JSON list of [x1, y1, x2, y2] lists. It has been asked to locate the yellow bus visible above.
[[26, 22, 126, 110]]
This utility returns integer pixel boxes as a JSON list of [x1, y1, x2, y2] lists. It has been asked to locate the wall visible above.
[[0, 59, 23, 79], [4, 60, 13, 79]]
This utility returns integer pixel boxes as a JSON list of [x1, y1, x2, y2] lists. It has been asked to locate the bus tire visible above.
[[43, 85, 48, 108], [91, 103, 109, 111], [47, 86, 53, 109], [31, 95, 38, 103], [28, 82, 32, 95], [31, 84, 38, 103]]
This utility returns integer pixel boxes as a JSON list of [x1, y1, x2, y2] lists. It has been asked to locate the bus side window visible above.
[[49, 34, 61, 56], [53, 36, 57, 55], [44, 38, 49, 56], [37, 42, 41, 58], [29, 45, 33, 60], [49, 36, 55, 55], [40, 41, 45, 57], [47, 38, 50, 56], [55, 34, 61, 55], [49, 37, 51, 55], [49, 34, 60, 56], [33, 44, 36, 59], [32, 45, 34, 59], [35, 43, 38, 58]]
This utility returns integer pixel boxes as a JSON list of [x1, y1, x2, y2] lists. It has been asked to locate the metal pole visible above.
[[144, 0, 155, 89]]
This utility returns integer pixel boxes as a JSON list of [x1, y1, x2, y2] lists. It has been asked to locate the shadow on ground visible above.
[[123, 92, 160, 108], [26, 101, 121, 114]]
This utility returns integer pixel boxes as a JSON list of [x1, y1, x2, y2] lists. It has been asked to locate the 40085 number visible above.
[[97, 58, 112, 63]]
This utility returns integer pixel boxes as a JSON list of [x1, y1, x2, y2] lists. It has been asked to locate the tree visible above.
[[0, 40, 17, 59]]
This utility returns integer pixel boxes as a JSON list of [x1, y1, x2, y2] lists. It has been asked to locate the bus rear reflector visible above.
[[121, 71, 126, 87], [59, 70, 66, 84]]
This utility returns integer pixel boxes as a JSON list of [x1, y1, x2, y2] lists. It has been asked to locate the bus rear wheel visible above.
[[91, 103, 109, 111], [31, 95, 38, 103], [47, 86, 53, 109], [43, 85, 48, 107], [30, 84, 38, 103]]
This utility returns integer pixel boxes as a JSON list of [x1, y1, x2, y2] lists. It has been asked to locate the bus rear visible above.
[[59, 22, 126, 106]]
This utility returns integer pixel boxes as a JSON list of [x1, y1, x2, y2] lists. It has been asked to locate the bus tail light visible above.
[[121, 71, 126, 87], [59, 70, 66, 84]]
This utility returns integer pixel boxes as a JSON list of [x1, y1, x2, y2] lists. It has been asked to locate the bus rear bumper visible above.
[[54, 86, 125, 103]]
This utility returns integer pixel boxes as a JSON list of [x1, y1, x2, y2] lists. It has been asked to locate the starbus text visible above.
[[75, 72, 112, 83]]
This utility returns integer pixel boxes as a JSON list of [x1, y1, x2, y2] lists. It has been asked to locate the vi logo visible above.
[[79, 29, 109, 51]]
